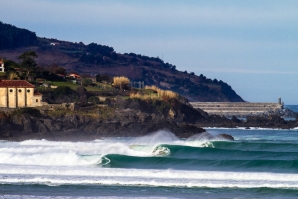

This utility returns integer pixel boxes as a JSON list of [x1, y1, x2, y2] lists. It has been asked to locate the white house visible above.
[[0, 59, 5, 72]]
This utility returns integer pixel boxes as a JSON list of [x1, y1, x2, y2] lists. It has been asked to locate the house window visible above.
[[36, 99, 38, 102], [9, 89, 13, 92], [19, 89, 22, 92], [27, 89, 30, 93]]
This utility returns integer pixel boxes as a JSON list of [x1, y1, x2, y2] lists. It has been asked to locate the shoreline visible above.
[[0, 100, 297, 142]]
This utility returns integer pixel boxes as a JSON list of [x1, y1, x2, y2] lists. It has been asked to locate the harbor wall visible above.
[[190, 102, 283, 117]]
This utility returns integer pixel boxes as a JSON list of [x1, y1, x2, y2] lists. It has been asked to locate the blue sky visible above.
[[2, 0, 298, 104]]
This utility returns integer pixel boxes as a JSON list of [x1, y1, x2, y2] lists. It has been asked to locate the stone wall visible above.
[[36, 102, 79, 111], [0, 102, 100, 113], [36, 102, 100, 112], [190, 102, 283, 117]]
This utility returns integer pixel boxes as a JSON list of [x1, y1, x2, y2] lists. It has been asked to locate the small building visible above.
[[0, 59, 5, 72], [56, 74, 66, 79], [50, 42, 60, 46], [68, 73, 81, 79], [0, 80, 43, 108]]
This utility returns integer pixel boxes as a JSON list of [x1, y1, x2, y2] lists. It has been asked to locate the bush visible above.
[[82, 78, 92, 87], [52, 86, 78, 103], [113, 76, 130, 89], [96, 74, 113, 83], [145, 85, 178, 100], [12, 108, 41, 117], [104, 98, 112, 105], [88, 96, 100, 104]]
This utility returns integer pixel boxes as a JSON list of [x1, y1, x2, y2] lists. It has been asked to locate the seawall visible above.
[[190, 102, 283, 117]]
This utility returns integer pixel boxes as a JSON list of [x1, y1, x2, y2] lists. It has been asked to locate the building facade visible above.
[[0, 80, 43, 108], [0, 59, 5, 72]]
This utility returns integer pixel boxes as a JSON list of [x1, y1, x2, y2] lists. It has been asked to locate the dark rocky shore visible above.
[[0, 97, 208, 141], [0, 97, 297, 141]]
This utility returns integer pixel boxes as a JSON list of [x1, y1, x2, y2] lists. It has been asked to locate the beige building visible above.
[[0, 80, 43, 108]]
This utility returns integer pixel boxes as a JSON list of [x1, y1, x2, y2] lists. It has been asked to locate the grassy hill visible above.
[[0, 21, 244, 102]]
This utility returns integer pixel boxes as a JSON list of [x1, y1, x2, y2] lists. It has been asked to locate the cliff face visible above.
[[0, 110, 206, 141], [0, 22, 244, 102], [0, 98, 208, 141], [1, 99, 297, 141]]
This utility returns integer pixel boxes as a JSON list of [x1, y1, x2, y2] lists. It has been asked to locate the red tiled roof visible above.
[[34, 91, 42, 96], [0, 60, 3, 64], [0, 80, 35, 88], [69, 74, 81, 77]]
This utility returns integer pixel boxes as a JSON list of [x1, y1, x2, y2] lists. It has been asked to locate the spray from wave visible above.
[[0, 130, 228, 166]]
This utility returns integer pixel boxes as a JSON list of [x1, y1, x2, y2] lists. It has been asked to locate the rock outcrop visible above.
[[0, 106, 206, 141]]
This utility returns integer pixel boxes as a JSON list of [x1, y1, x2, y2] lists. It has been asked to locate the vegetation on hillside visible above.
[[113, 76, 130, 89], [0, 21, 244, 102], [145, 85, 178, 100], [0, 22, 37, 50]]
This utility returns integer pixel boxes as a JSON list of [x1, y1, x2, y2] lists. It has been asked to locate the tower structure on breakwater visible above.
[[190, 98, 283, 117]]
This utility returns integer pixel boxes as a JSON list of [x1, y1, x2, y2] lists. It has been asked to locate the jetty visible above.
[[190, 98, 283, 117]]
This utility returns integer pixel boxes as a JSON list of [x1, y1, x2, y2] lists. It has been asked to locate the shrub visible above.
[[130, 92, 159, 100], [104, 97, 112, 105], [145, 86, 178, 100], [52, 86, 78, 103], [88, 96, 100, 104], [12, 108, 41, 117], [113, 76, 130, 89], [96, 74, 113, 83]]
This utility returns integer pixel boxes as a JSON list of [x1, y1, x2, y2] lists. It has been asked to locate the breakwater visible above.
[[190, 101, 283, 117]]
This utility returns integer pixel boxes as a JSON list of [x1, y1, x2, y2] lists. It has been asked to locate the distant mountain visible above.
[[0, 21, 244, 102]]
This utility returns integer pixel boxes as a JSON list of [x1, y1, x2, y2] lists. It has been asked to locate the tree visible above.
[[52, 86, 78, 103], [18, 51, 38, 79], [82, 78, 92, 87], [3, 59, 20, 77], [0, 22, 37, 50], [76, 86, 88, 105], [49, 63, 66, 75], [96, 74, 113, 83], [8, 72, 20, 80]]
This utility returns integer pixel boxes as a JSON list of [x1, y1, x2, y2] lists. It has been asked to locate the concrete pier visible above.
[[190, 102, 283, 117]]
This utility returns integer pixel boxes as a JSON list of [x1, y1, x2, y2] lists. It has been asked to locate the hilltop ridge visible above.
[[0, 21, 244, 102]]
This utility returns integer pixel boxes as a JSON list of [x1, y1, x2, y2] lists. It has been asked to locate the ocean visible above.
[[1, 127, 298, 199], [285, 105, 298, 113]]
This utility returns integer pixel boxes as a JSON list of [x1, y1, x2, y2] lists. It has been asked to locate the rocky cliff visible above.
[[0, 98, 207, 141]]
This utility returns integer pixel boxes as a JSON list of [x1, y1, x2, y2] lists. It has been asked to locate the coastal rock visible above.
[[0, 107, 207, 141]]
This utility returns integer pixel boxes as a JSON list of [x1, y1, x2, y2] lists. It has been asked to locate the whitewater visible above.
[[1, 128, 298, 198]]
